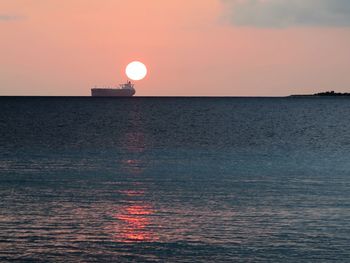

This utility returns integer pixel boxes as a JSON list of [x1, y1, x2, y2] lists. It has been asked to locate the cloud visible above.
[[222, 0, 350, 27], [0, 15, 24, 22]]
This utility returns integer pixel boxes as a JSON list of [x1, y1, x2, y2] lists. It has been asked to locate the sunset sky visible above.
[[1, 0, 350, 96]]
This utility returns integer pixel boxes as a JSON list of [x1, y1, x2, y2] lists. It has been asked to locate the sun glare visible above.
[[126, 61, 147, 81]]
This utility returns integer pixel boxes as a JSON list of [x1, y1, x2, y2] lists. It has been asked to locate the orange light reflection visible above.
[[112, 203, 157, 243]]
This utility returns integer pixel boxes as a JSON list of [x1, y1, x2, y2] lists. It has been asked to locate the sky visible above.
[[1, 0, 350, 96]]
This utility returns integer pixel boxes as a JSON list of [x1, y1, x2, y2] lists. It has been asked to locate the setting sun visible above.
[[126, 61, 147, 81]]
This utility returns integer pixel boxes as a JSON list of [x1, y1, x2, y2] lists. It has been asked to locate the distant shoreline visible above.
[[290, 91, 350, 97]]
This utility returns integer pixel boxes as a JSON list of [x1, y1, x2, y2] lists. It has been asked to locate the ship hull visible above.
[[91, 88, 135, 97]]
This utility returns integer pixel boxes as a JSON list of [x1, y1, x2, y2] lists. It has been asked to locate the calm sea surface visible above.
[[0, 97, 350, 262]]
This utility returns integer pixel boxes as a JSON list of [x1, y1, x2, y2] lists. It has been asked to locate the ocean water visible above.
[[0, 97, 349, 262]]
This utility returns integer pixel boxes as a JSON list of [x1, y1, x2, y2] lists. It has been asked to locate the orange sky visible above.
[[1, 0, 350, 96]]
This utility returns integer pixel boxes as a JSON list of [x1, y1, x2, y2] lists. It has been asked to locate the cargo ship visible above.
[[91, 81, 136, 97]]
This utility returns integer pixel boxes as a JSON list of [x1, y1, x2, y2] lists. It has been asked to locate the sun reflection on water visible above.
[[108, 111, 158, 243], [112, 203, 157, 242]]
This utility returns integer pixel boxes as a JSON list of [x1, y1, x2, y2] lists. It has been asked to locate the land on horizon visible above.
[[290, 91, 350, 97]]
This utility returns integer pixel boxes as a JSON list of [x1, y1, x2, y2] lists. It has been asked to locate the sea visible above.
[[0, 97, 349, 262]]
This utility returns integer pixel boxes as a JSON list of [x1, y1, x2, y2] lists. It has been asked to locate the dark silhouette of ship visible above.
[[91, 81, 136, 97]]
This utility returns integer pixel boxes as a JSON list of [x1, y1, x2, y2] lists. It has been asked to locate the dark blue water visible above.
[[0, 97, 350, 262]]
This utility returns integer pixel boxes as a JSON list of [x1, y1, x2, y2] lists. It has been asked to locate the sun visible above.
[[125, 61, 147, 81]]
